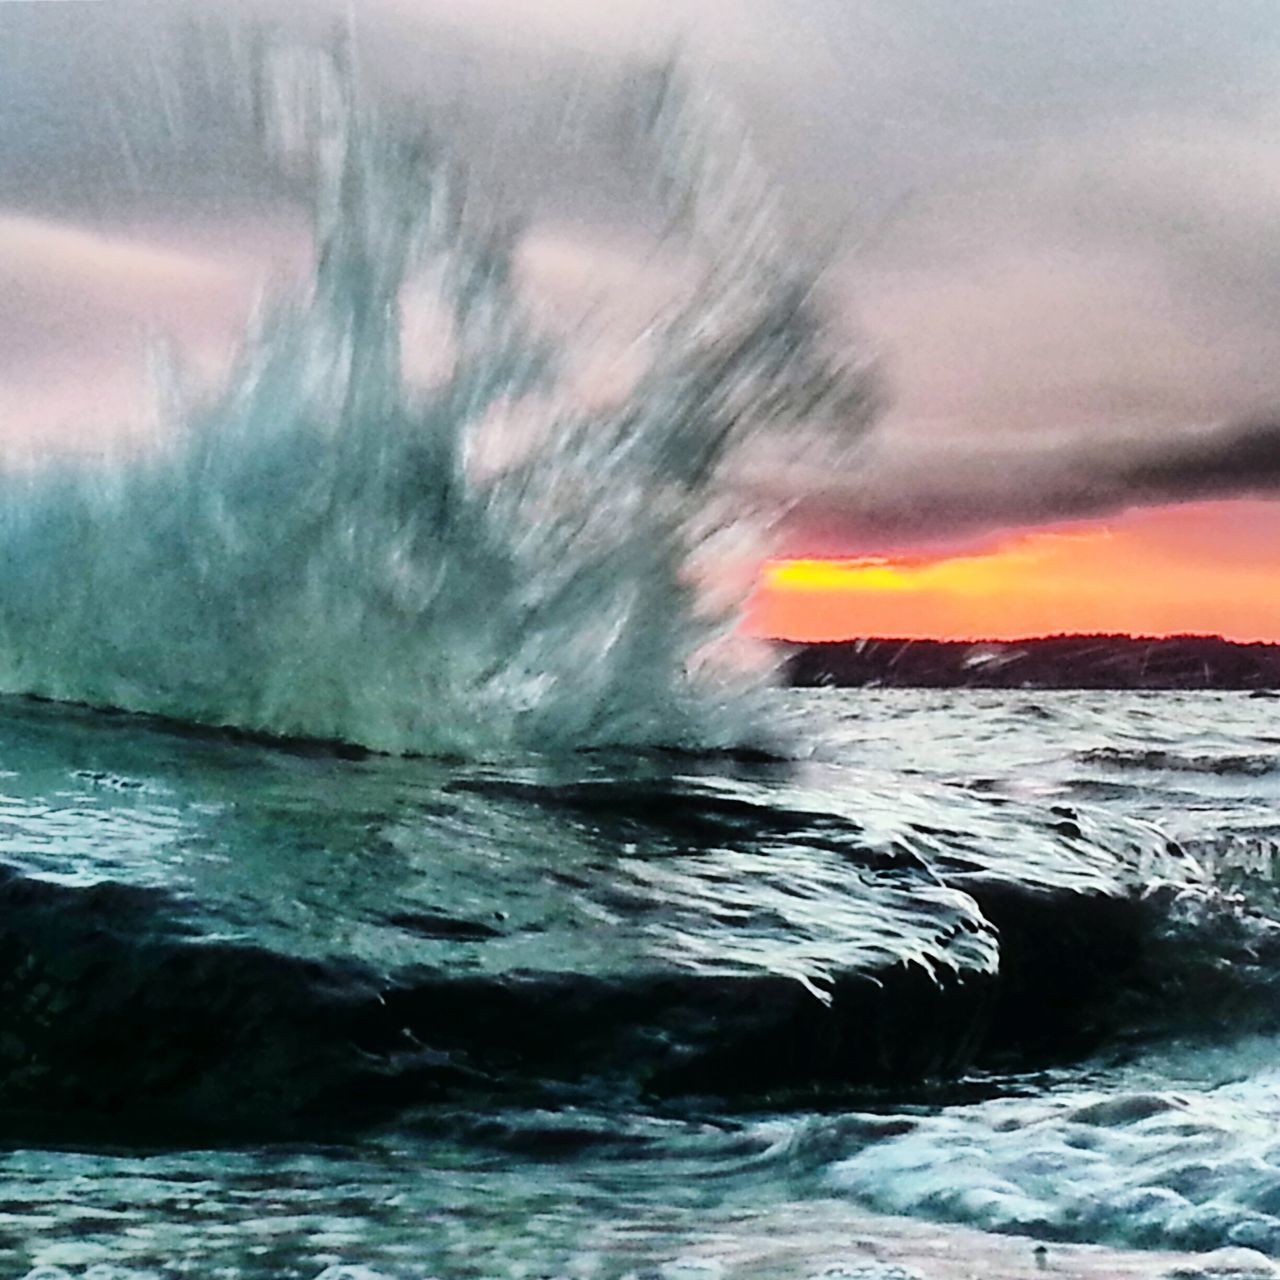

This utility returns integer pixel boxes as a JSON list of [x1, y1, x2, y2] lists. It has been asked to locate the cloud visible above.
[[773, 414, 1280, 555], [6, 0, 1280, 548], [1122, 415, 1280, 503], [0, 212, 291, 446], [0, 216, 243, 329]]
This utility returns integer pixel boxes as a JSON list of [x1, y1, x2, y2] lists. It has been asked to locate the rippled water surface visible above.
[[4, 689, 1280, 1279]]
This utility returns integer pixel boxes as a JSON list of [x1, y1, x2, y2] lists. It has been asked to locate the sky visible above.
[[4, 0, 1280, 640], [748, 501, 1280, 643]]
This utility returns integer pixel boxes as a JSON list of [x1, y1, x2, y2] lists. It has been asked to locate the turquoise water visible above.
[[1, 690, 1280, 1278], [5, 18, 1280, 1279]]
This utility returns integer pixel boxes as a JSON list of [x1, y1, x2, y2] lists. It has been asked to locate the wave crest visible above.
[[0, 28, 875, 756]]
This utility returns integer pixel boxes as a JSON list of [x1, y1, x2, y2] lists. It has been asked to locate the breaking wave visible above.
[[1079, 748, 1280, 777], [0, 26, 875, 756]]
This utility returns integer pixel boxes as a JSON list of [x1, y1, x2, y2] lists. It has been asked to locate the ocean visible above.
[[6, 19, 1280, 1280], [3, 689, 1280, 1280]]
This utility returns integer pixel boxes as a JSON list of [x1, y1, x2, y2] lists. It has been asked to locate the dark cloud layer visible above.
[[777, 416, 1280, 555], [1125, 416, 1280, 506], [5, 1, 1280, 543]]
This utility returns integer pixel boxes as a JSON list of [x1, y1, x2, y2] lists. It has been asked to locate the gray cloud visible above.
[[774, 416, 1280, 555], [1123, 415, 1280, 503], [5, 0, 1280, 542]]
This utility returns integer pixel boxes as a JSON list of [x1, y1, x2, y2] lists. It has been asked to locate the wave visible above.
[[1077, 748, 1280, 777], [806, 1063, 1280, 1257], [0, 688, 1251, 1146], [0, 25, 876, 757]]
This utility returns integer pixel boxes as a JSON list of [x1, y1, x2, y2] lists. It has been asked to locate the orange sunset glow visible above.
[[746, 500, 1280, 643]]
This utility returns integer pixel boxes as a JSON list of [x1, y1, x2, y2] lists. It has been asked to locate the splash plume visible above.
[[0, 29, 875, 755]]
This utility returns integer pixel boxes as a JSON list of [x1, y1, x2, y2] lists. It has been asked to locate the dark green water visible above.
[[4, 691, 1280, 1279]]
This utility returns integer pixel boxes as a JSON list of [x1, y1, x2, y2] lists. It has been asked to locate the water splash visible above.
[[0, 27, 875, 756]]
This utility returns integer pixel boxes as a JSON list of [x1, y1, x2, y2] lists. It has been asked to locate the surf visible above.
[[0, 25, 875, 758]]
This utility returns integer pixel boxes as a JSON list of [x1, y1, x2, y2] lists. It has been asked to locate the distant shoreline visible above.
[[781, 634, 1280, 690]]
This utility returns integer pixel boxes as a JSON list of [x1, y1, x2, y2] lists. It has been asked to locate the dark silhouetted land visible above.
[[783, 635, 1280, 690]]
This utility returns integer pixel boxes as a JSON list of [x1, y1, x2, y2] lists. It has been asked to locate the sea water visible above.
[[6, 16, 1280, 1280], [1, 691, 1280, 1279]]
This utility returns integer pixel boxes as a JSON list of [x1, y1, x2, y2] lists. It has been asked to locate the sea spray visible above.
[[0, 25, 875, 755]]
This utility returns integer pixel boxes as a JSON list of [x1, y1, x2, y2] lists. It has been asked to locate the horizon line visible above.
[[767, 632, 1280, 647]]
